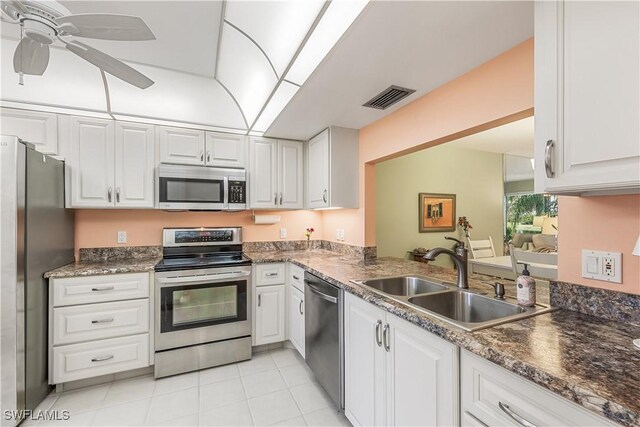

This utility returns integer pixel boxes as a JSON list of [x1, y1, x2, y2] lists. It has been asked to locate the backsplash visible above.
[[550, 281, 640, 326], [79, 246, 162, 262]]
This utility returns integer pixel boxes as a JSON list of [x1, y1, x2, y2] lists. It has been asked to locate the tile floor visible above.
[[24, 348, 351, 427]]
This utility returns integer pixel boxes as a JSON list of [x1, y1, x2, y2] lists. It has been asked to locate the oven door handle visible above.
[[157, 271, 251, 286]]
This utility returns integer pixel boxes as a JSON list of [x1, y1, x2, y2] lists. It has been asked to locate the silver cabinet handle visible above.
[[498, 402, 538, 427], [91, 318, 114, 324], [322, 189, 327, 203], [464, 411, 489, 427], [258, 294, 261, 307], [206, 151, 211, 163], [382, 323, 390, 352], [91, 286, 114, 292], [274, 192, 278, 205], [91, 355, 114, 362], [107, 187, 112, 202], [299, 300, 303, 315], [375, 320, 382, 347], [200, 151, 204, 162], [115, 187, 120, 203], [544, 140, 555, 178], [265, 272, 279, 277], [279, 192, 283, 205], [293, 275, 300, 280]]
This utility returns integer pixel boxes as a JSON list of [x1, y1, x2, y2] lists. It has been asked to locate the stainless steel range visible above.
[[154, 227, 252, 378]]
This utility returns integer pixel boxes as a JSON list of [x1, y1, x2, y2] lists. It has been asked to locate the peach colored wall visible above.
[[323, 38, 534, 247], [74, 210, 322, 259], [558, 195, 640, 295]]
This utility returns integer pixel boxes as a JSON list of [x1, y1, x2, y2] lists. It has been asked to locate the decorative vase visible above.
[[306, 239, 311, 250]]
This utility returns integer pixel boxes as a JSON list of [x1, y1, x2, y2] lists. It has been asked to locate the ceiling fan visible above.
[[1, 0, 156, 89]]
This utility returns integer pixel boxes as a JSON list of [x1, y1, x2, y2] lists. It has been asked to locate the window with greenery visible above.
[[505, 193, 558, 241]]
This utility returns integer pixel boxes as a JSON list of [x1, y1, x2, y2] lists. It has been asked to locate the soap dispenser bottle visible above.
[[516, 262, 536, 307]]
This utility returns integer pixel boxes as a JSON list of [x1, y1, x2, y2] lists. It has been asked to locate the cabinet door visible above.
[[307, 130, 330, 208], [69, 116, 115, 208], [278, 140, 304, 209], [535, 1, 640, 194], [205, 132, 246, 168], [288, 285, 305, 357], [0, 108, 58, 154], [385, 315, 458, 427], [344, 293, 386, 427], [158, 126, 205, 165], [254, 285, 285, 346], [249, 137, 278, 208], [114, 122, 155, 208]]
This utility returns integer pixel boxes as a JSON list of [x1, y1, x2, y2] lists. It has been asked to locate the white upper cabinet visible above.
[[307, 127, 359, 209], [205, 132, 247, 168], [535, 1, 640, 195], [249, 137, 303, 209], [0, 108, 58, 155], [69, 117, 115, 208], [114, 122, 155, 208], [67, 117, 155, 208], [158, 126, 205, 166], [278, 140, 304, 209]]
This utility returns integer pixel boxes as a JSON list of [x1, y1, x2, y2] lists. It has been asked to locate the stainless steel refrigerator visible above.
[[1, 135, 74, 426]]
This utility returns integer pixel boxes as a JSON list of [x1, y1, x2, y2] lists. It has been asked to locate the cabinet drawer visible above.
[[461, 350, 616, 426], [289, 264, 305, 292], [53, 299, 149, 345], [51, 334, 149, 384], [254, 263, 285, 286], [52, 273, 150, 307]]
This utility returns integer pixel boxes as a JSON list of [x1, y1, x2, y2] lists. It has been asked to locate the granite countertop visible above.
[[44, 257, 161, 278], [246, 249, 639, 426]]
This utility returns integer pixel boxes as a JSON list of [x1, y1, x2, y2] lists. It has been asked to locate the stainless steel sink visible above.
[[351, 275, 555, 331], [354, 276, 449, 296]]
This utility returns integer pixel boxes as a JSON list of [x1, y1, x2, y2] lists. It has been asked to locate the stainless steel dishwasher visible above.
[[304, 272, 344, 410]]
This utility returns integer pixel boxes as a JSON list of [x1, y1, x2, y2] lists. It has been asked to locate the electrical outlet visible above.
[[117, 231, 127, 244], [336, 229, 341, 240], [280, 228, 287, 239], [339, 229, 345, 241], [582, 250, 621, 283]]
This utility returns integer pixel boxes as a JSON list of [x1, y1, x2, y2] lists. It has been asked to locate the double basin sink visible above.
[[351, 276, 553, 331]]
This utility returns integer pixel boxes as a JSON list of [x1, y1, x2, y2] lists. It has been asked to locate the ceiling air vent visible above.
[[362, 85, 416, 110]]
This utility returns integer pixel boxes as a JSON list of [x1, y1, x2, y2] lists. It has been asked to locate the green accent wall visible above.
[[375, 144, 505, 268]]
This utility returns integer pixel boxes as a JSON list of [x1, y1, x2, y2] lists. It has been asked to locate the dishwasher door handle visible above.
[[305, 281, 338, 304]]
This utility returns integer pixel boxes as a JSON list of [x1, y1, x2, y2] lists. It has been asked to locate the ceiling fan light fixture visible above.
[[22, 19, 55, 44]]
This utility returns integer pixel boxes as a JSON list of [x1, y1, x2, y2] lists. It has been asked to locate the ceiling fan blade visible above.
[[65, 40, 154, 89], [55, 14, 155, 41], [13, 37, 49, 75], [2, 1, 29, 19]]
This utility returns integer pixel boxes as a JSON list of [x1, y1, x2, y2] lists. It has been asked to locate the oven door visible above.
[[155, 266, 251, 351], [156, 164, 227, 210]]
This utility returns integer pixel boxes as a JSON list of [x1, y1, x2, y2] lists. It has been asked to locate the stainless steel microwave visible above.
[[156, 164, 246, 210]]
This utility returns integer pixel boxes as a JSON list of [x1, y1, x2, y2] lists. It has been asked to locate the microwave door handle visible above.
[[223, 176, 229, 209]]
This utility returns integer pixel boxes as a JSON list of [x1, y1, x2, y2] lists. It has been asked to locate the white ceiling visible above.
[[266, 1, 534, 140], [447, 116, 535, 158], [1, 1, 534, 139]]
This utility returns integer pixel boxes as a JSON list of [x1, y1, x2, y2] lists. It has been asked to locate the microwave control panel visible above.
[[229, 180, 246, 204]]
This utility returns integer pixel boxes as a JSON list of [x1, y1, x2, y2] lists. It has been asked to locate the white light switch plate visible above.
[[117, 231, 127, 244], [280, 228, 287, 239], [581, 250, 622, 283]]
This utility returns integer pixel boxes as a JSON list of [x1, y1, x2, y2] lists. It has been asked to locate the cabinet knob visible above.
[[545, 140, 555, 178]]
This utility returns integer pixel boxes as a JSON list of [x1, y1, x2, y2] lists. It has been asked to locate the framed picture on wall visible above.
[[418, 193, 456, 232]]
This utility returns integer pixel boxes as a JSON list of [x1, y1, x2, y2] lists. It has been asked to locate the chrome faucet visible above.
[[423, 237, 469, 289]]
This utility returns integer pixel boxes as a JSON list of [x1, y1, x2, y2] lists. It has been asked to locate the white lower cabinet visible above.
[[49, 273, 151, 384], [288, 285, 305, 357], [344, 292, 458, 427], [461, 349, 617, 427], [253, 285, 286, 346]]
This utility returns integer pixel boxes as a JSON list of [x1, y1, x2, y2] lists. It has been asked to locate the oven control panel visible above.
[[229, 180, 246, 204], [174, 229, 234, 243]]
